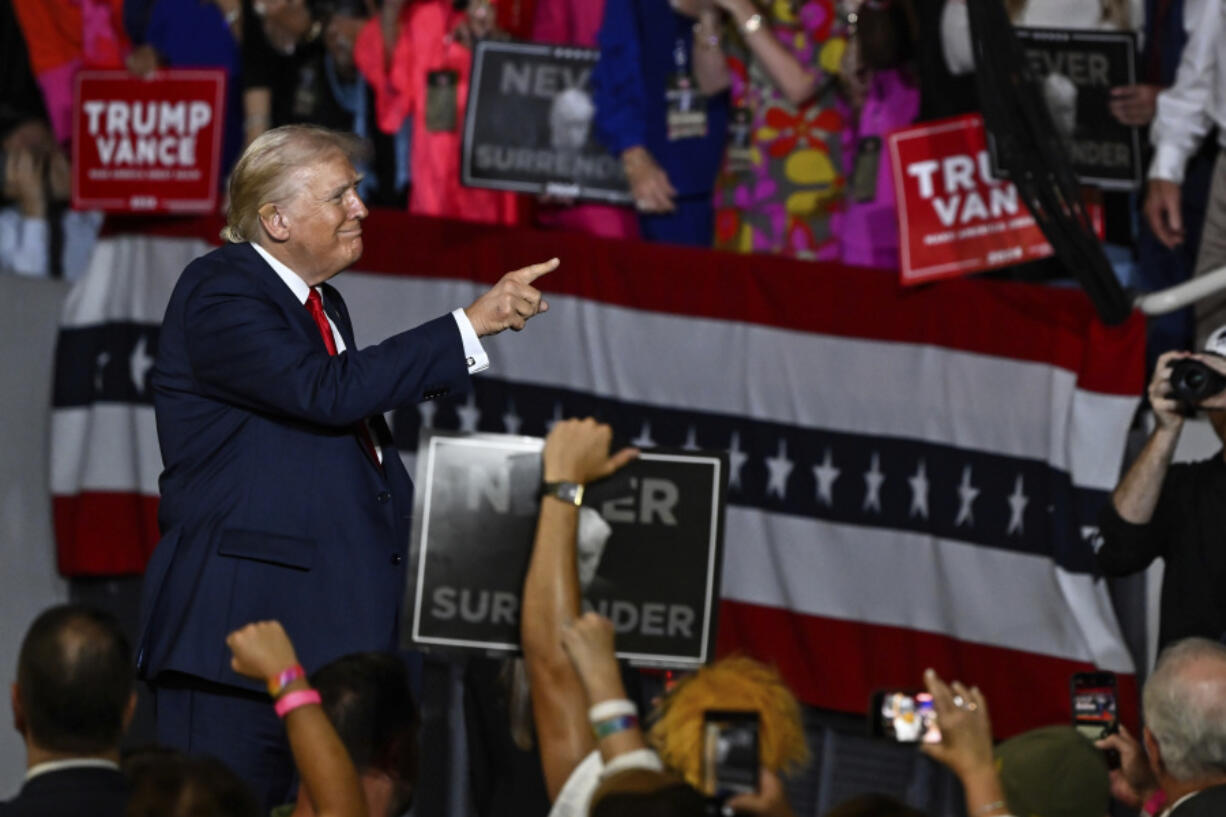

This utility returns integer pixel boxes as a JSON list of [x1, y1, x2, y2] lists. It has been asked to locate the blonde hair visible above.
[[221, 125, 368, 244], [647, 656, 809, 788]]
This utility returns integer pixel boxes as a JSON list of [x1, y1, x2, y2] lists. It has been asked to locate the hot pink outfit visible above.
[[530, 0, 638, 239], [834, 69, 920, 269], [355, 3, 519, 224], [12, 0, 127, 144]]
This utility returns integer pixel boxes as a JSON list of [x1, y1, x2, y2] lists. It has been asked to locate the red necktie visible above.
[[306, 289, 382, 469]]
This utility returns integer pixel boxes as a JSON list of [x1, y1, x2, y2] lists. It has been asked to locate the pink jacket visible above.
[[355, 2, 519, 224], [529, 0, 638, 240]]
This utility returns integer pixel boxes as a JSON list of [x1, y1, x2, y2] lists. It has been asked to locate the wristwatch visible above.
[[541, 481, 585, 506]]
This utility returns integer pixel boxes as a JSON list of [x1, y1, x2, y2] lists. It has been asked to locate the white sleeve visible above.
[[1148, 0, 1222, 183], [450, 307, 490, 374], [940, 0, 976, 76], [0, 210, 49, 277], [60, 210, 104, 282], [547, 751, 603, 817]]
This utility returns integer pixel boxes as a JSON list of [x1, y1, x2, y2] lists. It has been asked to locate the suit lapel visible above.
[[318, 283, 384, 475], [232, 242, 325, 350], [238, 245, 384, 475], [319, 283, 357, 351]]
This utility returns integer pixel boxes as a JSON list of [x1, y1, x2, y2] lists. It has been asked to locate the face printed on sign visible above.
[[576, 506, 612, 587], [549, 88, 595, 152], [1042, 73, 1078, 142]]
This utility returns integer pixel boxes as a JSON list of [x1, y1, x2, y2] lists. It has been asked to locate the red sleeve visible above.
[[354, 13, 416, 134]]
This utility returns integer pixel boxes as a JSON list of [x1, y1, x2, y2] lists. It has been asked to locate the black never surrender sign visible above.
[[404, 431, 726, 668], [461, 40, 632, 203], [1008, 27, 1141, 190]]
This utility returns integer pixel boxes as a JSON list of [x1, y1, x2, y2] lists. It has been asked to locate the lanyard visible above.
[[673, 35, 688, 75]]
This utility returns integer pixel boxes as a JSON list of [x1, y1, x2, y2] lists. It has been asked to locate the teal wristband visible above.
[[593, 713, 639, 739]]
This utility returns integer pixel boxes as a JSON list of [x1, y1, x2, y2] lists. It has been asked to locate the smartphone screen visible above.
[[870, 691, 941, 744], [1071, 671, 1118, 741], [702, 710, 760, 798]]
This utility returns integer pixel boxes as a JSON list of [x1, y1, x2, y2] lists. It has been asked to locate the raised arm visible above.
[[713, 0, 820, 106], [520, 418, 638, 799], [180, 253, 555, 426], [1111, 351, 1188, 524], [226, 621, 366, 817], [560, 612, 650, 763], [920, 669, 1012, 817]]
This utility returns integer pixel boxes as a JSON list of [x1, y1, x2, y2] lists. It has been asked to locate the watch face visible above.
[[546, 481, 583, 505]]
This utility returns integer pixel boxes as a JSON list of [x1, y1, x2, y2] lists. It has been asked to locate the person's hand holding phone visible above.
[[1096, 724, 1159, 809], [919, 670, 993, 776], [725, 769, 796, 817], [920, 670, 1008, 817]]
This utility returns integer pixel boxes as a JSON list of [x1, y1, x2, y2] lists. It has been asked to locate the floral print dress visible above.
[[713, 0, 848, 259]]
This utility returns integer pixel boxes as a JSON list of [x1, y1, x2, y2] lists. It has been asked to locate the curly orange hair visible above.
[[646, 656, 809, 788]]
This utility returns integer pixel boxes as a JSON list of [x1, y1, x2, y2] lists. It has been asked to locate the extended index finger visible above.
[[509, 257, 560, 284], [924, 668, 957, 714]]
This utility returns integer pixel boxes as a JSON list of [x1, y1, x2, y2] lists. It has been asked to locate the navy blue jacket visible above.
[[137, 241, 468, 689], [592, 0, 730, 197]]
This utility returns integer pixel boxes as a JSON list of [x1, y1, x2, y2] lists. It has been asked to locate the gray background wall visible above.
[[0, 276, 70, 797]]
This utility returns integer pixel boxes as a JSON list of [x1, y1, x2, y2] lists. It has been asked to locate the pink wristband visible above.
[[274, 689, 321, 718], [1142, 790, 1166, 817]]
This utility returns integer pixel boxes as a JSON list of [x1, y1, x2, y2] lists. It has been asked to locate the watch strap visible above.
[[541, 480, 585, 506]]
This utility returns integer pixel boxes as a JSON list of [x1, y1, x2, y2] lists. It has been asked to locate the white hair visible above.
[[1042, 73, 1077, 140], [1143, 637, 1226, 781], [549, 88, 595, 151]]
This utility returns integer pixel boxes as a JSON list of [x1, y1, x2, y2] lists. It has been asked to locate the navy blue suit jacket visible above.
[[137, 241, 469, 689]]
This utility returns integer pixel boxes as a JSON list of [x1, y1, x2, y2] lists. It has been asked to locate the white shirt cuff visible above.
[[12, 216, 49, 277], [1148, 143, 1188, 185], [451, 307, 489, 374], [600, 749, 663, 779]]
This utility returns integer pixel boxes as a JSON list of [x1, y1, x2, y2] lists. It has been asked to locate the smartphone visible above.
[[869, 690, 941, 744], [701, 710, 760, 799], [1071, 671, 1118, 742]]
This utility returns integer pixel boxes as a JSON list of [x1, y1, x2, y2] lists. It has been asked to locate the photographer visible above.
[[1096, 327, 1226, 651]]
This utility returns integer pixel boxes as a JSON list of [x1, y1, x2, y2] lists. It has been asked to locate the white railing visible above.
[[1135, 266, 1226, 315]]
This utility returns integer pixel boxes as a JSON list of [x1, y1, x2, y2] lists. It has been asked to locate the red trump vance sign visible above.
[[888, 114, 1102, 285], [72, 70, 226, 213]]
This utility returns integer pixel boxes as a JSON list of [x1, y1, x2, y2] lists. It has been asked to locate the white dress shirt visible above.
[[25, 757, 120, 782], [1158, 790, 1202, 817], [546, 749, 664, 817], [1149, 0, 1224, 183]]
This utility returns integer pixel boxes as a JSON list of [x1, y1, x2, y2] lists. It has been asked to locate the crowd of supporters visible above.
[[6, 2, 1226, 816], [2, 0, 1219, 364], [6, 420, 1226, 817]]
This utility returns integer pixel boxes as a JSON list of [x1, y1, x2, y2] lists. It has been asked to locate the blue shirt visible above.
[[145, 0, 244, 176], [592, 0, 730, 197]]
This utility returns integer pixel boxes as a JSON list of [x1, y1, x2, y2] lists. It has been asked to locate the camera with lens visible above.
[[1168, 358, 1226, 414]]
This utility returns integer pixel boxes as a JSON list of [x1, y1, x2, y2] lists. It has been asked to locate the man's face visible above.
[[280, 150, 367, 284]]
